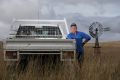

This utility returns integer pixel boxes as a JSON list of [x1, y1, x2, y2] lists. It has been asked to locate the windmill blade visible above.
[[89, 22, 103, 38], [103, 27, 111, 31]]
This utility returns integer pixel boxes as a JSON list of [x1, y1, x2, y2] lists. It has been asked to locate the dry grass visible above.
[[0, 41, 120, 80]]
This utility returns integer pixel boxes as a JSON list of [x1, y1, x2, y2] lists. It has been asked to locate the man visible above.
[[67, 23, 91, 64]]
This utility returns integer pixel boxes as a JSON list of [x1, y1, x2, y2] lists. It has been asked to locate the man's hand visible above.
[[82, 42, 86, 46], [82, 40, 89, 46]]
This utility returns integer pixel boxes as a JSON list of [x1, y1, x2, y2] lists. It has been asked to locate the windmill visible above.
[[89, 22, 110, 55]]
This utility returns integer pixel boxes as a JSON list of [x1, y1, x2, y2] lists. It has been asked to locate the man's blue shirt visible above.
[[67, 31, 91, 53]]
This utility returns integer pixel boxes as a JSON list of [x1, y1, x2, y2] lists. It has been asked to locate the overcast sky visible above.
[[0, 0, 120, 42]]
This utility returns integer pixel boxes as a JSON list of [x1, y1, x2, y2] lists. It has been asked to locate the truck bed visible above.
[[4, 39, 76, 61], [4, 39, 76, 51]]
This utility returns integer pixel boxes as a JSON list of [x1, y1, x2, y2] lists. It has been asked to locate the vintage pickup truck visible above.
[[3, 19, 76, 62]]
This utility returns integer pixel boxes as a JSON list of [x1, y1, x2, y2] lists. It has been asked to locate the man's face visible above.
[[70, 26, 77, 33]]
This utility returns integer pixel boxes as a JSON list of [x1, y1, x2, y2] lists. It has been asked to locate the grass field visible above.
[[0, 41, 120, 80]]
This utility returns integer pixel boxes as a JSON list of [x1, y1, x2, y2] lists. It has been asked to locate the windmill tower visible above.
[[89, 22, 110, 55]]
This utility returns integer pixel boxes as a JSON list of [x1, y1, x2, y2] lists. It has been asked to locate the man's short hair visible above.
[[70, 23, 77, 28]]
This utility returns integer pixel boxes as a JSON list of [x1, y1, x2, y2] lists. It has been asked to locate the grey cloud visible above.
[[0, 21, 10, 39], [43, 0, 120, 5], [0, 0, 120, 42]]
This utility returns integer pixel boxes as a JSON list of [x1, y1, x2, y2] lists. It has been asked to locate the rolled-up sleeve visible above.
[[66, 34, 71, 39], [81, 32, 91, 41]]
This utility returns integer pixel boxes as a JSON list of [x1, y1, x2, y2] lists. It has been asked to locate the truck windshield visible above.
[[16, 26, 62, 38]]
